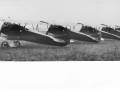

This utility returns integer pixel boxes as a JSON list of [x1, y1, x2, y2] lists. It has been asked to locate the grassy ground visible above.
[[0, 39, 120, 61]]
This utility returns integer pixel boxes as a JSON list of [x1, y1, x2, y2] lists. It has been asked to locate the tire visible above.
[[1, 41, 9, 48], [14, 41, 20, 47]]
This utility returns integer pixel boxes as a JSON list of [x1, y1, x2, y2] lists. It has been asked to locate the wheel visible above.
[[14, 41, 20, 47], [1, 41, 9, 48]]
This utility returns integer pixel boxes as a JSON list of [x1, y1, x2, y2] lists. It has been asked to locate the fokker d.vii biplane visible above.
[[0, 19, 70, 48], [76, 23, 103, 42], [100, 24, 120, 40], [69, 29, 101, 43], [50, 22, 101, 43]]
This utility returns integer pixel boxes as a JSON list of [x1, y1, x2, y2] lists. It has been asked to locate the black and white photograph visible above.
[[0, 0, 120, 61], [0, 0, 120, 90]]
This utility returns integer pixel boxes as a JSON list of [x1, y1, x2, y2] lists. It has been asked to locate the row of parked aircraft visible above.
[[0, 18, 120, 48]]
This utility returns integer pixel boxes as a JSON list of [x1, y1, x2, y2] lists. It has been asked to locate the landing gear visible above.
[[14, 40, 20, 47], [1, 41, 9, 48], [1, 40, 21, 48]]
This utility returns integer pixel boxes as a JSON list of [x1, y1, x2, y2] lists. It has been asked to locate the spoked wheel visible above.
[[1, 41, 9, 48], [14, 41, 20, 47]]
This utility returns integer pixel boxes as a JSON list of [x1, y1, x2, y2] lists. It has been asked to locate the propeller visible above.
[[101, 24, 108, 27], [77, 23, 84, 26], [40, 21, 49, 24]]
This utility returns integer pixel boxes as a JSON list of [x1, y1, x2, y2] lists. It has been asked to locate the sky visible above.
[[0, 0, 120, 26]]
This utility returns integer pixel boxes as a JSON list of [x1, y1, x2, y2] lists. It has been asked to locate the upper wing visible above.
[[0, 17, 40, 25]]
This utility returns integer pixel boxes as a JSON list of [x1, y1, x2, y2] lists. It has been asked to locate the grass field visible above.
[[0, 39, 120, 61]]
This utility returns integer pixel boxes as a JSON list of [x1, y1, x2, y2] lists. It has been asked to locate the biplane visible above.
[[77, 23, 103, 41], [69, 29, 101, 43], [100, 24, 120, 40], [46, 21, 101, 43], [0, 19, 71, 48]]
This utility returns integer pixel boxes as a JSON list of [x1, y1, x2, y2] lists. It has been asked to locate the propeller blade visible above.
[[101, 24, 108, 27], [77, 23, 84, 25], [40, 21, 49, 24]]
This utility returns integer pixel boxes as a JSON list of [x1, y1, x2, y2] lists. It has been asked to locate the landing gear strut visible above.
[[1, 40, 21, 48]]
